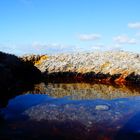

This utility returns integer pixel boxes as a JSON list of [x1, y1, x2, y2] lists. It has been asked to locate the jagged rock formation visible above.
[[22, 51, 140, 85]]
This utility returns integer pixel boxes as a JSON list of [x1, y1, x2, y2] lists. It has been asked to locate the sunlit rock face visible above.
[[21, 51, 140, 84]]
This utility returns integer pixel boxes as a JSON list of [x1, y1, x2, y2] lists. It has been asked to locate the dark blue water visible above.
[[1, 83, 140, 140]]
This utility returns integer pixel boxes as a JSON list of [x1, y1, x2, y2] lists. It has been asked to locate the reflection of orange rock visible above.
[[26, 82, 140, 99]]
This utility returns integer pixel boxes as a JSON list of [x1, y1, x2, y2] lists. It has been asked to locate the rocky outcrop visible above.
[[22, 51, 140, 85], [21, 54, 48, 65], [0, 51, 42, 107]]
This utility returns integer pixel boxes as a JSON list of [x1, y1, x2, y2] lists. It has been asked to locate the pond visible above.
[[1, 82, 140, 140]]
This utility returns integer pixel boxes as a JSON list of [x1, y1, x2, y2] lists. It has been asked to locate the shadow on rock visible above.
[[0, 51, 42, 107]]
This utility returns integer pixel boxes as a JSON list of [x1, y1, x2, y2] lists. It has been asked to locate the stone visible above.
[[95, 105, 110, 111]]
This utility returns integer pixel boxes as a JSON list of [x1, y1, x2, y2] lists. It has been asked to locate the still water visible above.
[[1, 83, 140, 140]]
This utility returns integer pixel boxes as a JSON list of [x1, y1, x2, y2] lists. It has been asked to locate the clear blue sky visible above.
[[0, 0, 140, 55]]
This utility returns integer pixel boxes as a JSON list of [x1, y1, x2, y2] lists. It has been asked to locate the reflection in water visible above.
[[29, 82, 140, 99], [1, 83, 140, 140]]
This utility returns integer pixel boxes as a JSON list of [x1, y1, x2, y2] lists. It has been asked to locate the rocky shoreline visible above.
[[0, 50, 140, 97], [22, 51, 140, 85]]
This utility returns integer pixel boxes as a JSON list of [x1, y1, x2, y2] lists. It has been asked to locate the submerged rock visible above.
[[95, 105, 110, 111]]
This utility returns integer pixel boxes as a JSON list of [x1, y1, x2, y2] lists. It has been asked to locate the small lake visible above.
[[1, 82, 140, 140]]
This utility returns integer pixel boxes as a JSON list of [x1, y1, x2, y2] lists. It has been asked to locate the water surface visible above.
[[1, 83, 140, 140]]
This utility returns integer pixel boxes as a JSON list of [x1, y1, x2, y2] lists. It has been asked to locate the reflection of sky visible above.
[[1, 92, 140, 139], [0, 94, 52, 120], [1, 93, 140, 129]]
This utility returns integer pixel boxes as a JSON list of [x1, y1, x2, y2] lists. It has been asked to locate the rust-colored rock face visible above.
[[21, 51, 140, 85]]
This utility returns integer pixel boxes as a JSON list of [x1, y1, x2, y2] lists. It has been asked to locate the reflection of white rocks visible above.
[[28, 83, 140, 99]]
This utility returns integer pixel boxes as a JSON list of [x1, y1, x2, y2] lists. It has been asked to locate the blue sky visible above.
[[0, 0, 140, 55]]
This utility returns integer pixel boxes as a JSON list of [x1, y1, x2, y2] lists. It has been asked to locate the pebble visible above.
[[95, 105, 110, 111]]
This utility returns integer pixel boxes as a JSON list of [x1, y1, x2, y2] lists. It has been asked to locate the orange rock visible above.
[[35, 55, 48, 65], [115, 76, 126, 85]]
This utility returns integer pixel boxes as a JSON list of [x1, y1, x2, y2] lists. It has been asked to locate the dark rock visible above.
[[0, 51, 42, 107], [125, 73, 140, 84], [110, 74, 121, 82]]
